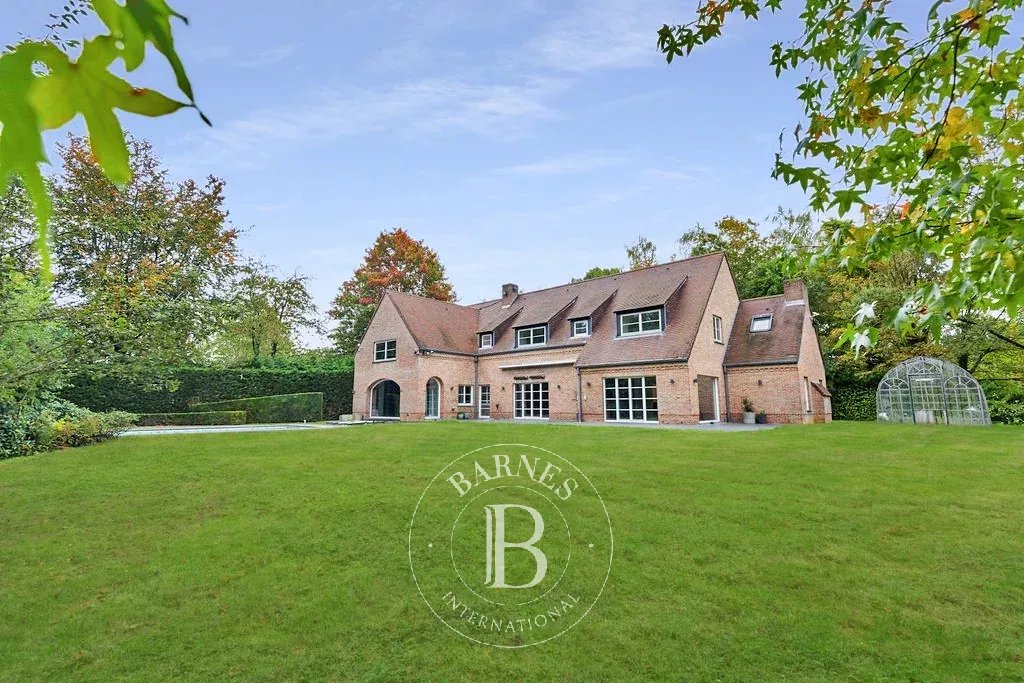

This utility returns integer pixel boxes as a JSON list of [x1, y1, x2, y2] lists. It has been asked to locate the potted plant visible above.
[[755, 411, 768, 424], [741, 397, 756, 424]]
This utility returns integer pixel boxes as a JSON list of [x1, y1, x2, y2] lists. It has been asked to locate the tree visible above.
[[571, 266, 622, 283], [329, 228, 455, 353], [658, 1, 1024, 349], [50, 135, 238, 367], [0, 0, 204, 272], [625, 235, 657, 270], [212, 260, 322, 364]]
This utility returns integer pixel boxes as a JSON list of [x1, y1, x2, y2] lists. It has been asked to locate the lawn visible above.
[[1, 422, 1022, 681]]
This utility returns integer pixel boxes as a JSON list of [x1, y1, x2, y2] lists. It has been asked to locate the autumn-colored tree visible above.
[[659, 1, 1024, 348], [50, 135, 238, 366], [329, 228, 455, 353], [625, 235, 658, 270]]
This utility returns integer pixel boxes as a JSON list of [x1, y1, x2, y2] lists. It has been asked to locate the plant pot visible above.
[[742, 411, 756, 425], [755, 413, 767, 424]]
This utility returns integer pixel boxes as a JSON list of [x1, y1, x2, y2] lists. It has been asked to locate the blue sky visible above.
[[9, 0, 818, 345]]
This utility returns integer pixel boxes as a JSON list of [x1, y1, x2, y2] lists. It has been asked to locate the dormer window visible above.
[[571, 318, 590, 337], [516, 325, 547, 348], [617, 308, 663, 337], [750, 314, 773, 332], [479, 332, 494, 349], [373, 339, 397, 361]]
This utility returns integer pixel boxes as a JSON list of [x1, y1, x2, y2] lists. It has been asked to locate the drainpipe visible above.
[[473, 354, 480, 420], [576, 366, 583, 423], [723, 366, 731, 424]]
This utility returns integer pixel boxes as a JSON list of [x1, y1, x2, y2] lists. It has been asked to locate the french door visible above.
[[514, 382, 549, 418]]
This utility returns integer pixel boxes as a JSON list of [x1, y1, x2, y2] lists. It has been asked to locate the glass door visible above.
[[425, 379, 440, 419], [478, 385, 491, 418]]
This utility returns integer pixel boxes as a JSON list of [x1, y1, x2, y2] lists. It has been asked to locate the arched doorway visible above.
[[370, 380, 401, 418], [425, 378, 440, 419]]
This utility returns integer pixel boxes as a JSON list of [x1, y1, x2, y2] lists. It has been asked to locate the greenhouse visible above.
[[876, 356, 991, 425]]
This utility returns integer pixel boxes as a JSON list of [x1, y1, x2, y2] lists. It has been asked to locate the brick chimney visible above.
[[783, 279, 808, 303], [501, 283, 519, 304]]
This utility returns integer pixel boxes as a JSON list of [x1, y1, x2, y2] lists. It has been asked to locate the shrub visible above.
[[831, 386, 877, 421], [1, 398, 136, 458], [989, 397, 1024, 425], [137, 411, 247, 426], [190, 392, 323, 424], [60, 364, 352, 420]]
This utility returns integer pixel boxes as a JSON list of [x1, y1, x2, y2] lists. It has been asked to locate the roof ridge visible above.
[[739, 293, 786, 303], [385, 289, 475, 310], [504, 251, 726, 298]]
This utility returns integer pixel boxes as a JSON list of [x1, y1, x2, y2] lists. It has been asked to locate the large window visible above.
[[374, 339, 397, 361], [617, 308, 662, 336], [514, 382, 549, 418], [604, 376, 658, 422], [750, 314, 773, 332], [571, 318, 590, 337], [457, 385, 473, 405], [712, 315, 723, 343], [516, 325, 547, 348], [479, 332, 493, 349]]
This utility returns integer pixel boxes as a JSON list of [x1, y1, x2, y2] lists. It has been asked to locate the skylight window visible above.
[[750, 314, 773, 333]]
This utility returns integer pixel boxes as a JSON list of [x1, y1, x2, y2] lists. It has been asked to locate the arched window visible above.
[[877, 357, 990, 425], [425, 378, 440, 419]]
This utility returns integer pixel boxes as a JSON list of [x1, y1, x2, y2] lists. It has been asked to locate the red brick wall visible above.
[[685, 259, 740, 421], [580, 363, 694, 424]]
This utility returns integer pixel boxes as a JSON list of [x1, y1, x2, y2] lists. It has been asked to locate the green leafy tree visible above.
[[571, 266, 622, 282], [329, 228, 455, 354], [658, 0, 1024, 348], [625, 235, 658, 270], [0, 0, 203, 271], [50, 135, 238, 367], [212, 260, 323, 364]]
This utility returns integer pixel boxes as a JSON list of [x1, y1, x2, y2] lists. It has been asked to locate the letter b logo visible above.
[[483, 504, 547, 589]]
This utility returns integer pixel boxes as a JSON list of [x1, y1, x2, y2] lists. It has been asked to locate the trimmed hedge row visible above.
[[60, 366, 353, 420], [192, 392, 323, 424], [830, 386, 877, 421], [137, 411, 247, 427]]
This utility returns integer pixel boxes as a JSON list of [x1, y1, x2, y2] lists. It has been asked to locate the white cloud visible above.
[[177, 76, 568, 168], [496, 152, 626, 175], [527, 0, 680, 72], [235, 45, 295, 68]]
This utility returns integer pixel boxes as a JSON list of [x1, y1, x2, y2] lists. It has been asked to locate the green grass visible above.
[[1, 422, 1022, 681]]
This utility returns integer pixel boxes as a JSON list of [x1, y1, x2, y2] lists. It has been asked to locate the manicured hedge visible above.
[[60, 366, 352, 420], [137, 411, 247, 427], [191, 392, 323, 424], [831, 386, 877, 421]]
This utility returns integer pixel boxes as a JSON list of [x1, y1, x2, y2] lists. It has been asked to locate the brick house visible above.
[[351, 252, 831, 425]]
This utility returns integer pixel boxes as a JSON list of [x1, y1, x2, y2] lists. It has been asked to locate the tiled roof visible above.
[[379, 251, 730, 366], [385, 290, 479, 354], [723, 295, 804, 367], [575, 253, 724, 367]]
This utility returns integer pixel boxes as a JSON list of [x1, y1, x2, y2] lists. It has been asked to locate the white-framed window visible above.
[[479, 332, 493, 349], [617, 308, 662, 337], [712, 314, 723, 343], [604, 376, 658, 422], [571, 319, 591, 337], [373, 339, 397, 361], [514, 382, 549, 418], [750, 314, 773, 332], [457, 385, 473, 405], [516, 325, 547, 348], [478, 385, 491, 418]]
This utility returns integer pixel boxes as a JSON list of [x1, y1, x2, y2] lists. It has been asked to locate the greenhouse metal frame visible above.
[[876, 356, 990, 425]]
